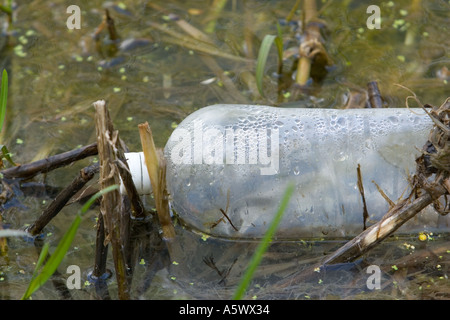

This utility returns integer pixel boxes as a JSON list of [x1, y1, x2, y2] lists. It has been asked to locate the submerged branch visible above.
[[367, 81, 383, 108], [149, 22, 251, 63], [27, 163, 99, 236], [321, 187, 442, 265], [147, 11, 249, 103], [276, 176, 447, 289], [0, 143, 98, 181]]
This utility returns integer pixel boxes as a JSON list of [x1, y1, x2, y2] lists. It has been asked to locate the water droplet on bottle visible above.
[[333, 151, 348, 162], [388, 116, 398, 124]]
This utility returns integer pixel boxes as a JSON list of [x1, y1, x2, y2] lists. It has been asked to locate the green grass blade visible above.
[[0, 144, 16, 166], [255, 31, 284, 97], [21, 185, 119, 300], [0, 69, 8, 133], [273, 22, 284, 75], [0, 5, 12, 15], [21, 242, 50, 299], [21, 216, 82, 300], [233, 183, 295, 300], [275, 21, 284, 65], [33, 242, 50, 277], [255, 34, 276, 96]]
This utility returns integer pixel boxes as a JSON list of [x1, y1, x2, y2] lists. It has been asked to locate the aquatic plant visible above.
[[21, 185, 118, 300], [0, 0, 12, 23], [233, 183, 294, 300], [255, 24, 283, 97], [0, 69, 15, 167]]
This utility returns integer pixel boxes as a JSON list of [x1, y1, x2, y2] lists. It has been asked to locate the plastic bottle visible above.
[[124, 105, 450, 240]]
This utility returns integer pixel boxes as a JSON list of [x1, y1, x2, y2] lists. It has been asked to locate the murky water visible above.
[[0, 0, 448, 300]]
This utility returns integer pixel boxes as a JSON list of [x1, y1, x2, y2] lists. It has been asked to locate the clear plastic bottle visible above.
[[125, 105, 450, 239]]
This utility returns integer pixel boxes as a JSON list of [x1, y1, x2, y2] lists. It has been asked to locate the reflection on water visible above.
[[0, 0, 448, 299]]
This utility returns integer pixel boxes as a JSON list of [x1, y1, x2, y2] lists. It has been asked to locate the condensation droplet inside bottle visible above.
[[333, 151, 348, 162]]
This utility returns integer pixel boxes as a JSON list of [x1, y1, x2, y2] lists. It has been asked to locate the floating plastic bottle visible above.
[[124, 105, 450, 240]]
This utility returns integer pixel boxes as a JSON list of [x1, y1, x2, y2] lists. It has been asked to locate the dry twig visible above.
[[94, 100, 130, 299]]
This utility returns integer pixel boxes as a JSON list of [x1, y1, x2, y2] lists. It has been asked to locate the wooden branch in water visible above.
[[367, 81, 383, 108], [91, 212, 109, 281], [320, 189, 441, 265], [27, 163, 99, 236], [104, 9, 120, 42], [0, 143, 98, 181], [356, 164, 369, 230], [94, 100, 130, 300], [278, 184, 445, 288], [90, 101, 156, 298]]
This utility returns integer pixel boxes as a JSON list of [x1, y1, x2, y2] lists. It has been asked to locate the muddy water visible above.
[[0, 0, 448, 299]]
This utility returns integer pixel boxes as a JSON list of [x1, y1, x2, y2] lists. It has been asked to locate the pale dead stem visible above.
[[138, 122, 184, 265]]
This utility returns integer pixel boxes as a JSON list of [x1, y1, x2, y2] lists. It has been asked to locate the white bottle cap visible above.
[[120, 152, 152, 195]]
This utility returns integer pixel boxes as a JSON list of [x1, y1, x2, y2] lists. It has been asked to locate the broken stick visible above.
[[27, 163, 99, 236], [94, 99, 130, 300], [0, 143, 98, 181]]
